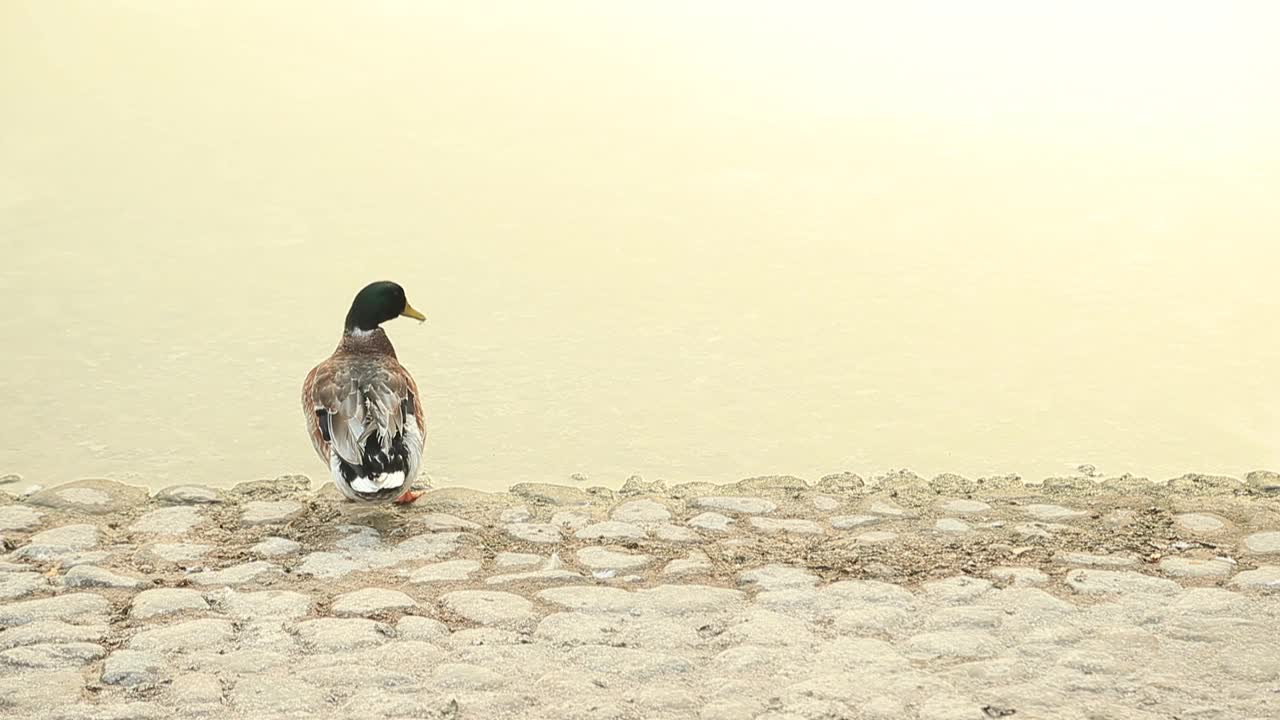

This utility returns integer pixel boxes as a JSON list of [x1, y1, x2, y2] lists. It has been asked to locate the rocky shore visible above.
[[1, 470, 1279, 719]]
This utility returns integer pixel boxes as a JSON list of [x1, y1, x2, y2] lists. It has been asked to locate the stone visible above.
[[749, 517, 823, 535], [935, 519, 972, 533], [549, 510, 592, 529], [811, 495, 840, 511], [653, 523, 699, 542], [130, 589, 209, 619], [1054, 552, 1138, 567], [1065, 569, 1180, 595], [831, 515, 883, 529], [189, 561, 281, 586], [25, 479, 147, 515], [13, 524, 98, 561], [154, 484, 222, 505], [251, 536, 302, 557], [663, 551, 711, 577], [1243, 531, 1280, 554], [0, 620, 107, 650], [902, 631, 998, 661], [208, 588, 312, 620], [740, 564, 819, 591], [486, 569, 584, 585], [294, 618, 392, 651], [574, 521, 645, 540], [687, 512, 734, 531], [989, 567, 1049, 587], [0, 593, 109, 626], [240, 500, 303, 526], [1174, 513, 1226, 534], [0, 642, 105, 669], [1247, 470, 1280, 494], [409, 559, 481, 583], [128, 619, 235, 655], [130, 506, 203, 535], [440, 590, 534, 629], [856, 531, 898, 544], [62, 565, 146, 589], [397, 615, 450, 642], [1229, 565, 1280, 591], [331, 588, 417, 616], [576, 546, 652, 572], [510, 483, 591, 506], [146, 543, 212, 564], [0, 505, 43, 531], [0, 671, 85, 713], [417, 513, 481, 531], [230, 675, 326, 716], [611, 500, 672, 524], [939, 499, 991, 514], [923, 576, 993, 603], [693, 496, 777, 515], [506, 523, 562, 544], [1159, 557, 1234, 578], [0, 572, 44, 600], [499, 506, 532, 523], [1021, 504, 1086, 520], [868, 501, 908, 516], [495, 552, 542, 567], [101, 650, 166, 687], [817, 471, 865, 492], [164, 673, 222, 707]]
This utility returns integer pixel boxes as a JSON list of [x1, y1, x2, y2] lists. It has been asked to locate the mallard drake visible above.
[[302, 281, 427, 503]]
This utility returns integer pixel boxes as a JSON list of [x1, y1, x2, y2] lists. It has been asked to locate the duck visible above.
[[302, 281, 427, 503]]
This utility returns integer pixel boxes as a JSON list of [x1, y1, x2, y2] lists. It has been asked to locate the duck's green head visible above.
[[344, 281, 426, 332]]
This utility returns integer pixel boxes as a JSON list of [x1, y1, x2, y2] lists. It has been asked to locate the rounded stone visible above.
[[693, 496, 777, 515], [130, 506, 204, 535], [1159, 557, 1234, 578], [130, 589, 209, 620], [611, 499, 672, 524], [687, 512, 734, 532], [409, 560, 481, 584], [574, 521, 645, 541], [439, 591, 534, 629], [154, 485, 223, 505], [506, 523, 562, 544], [62, 565, 147, 589], [1174, 513, 1226, 534], [331, 588, 418, 616], [749, 517, 823, 535], [939, 499, 992, 514], [251, 537, 302, 557], [25, 479, 147, 515], [576, 546, 652, 571], [0, 505, 44, 531], [102, 649, 166, 687], [831, 515, 883, 529], [935, 519, 972, 533], [1021, 504, 1086, 521], [1229, 565, 1280, 591], [1243, 532, 1280, 554]]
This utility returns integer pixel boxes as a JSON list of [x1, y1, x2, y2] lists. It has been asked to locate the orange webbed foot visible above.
[[393, 489, 423, 505]]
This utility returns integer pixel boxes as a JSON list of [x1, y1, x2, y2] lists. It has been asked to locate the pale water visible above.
[[3, 2, 1278, 493]]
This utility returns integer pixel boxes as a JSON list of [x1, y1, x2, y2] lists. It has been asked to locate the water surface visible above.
[[3, 3, 1278, 492]]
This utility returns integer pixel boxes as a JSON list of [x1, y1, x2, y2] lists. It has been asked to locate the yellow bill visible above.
[[401, 301, 426, 322]]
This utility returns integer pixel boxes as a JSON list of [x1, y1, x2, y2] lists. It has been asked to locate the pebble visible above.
[[830, 515, 883, 529], [989, 566, 1049, 587], [1021, 504, 1087, 520], [693, 496, 778, 515], [1229, 565, 1280, 591], [189, 561, 282, 587], [13, 524, 98, 562], [130, 589, 209, 620], [506, 523, 562, 544], [146, 542, 212, 564], [25, 479, 146, 515], [128, 619, 235, 655], [130, 506, 204, 535], [576, 546, 652, 571], [1065, 569, 1180, 595], [397, 615, 450, 642], [409, 559, 482, 583], [495, 552, 543, 567], [1159, 557, 1234, 578], [1175, 513, 1226, 534], [939, 499, 992, 514], [0, 572, 45, 600], [154, 484, 222, 504], [653, 523, 699, 542], [0, 642, 106, 669], [935, 518, 972, 533], [0, 593, 110, 626], [1243, 531, 1280, 554], [62, 565, 147, 589], [331, 588, 417, 616], [440, 590, 536, 629], [749, 517, 823, 535], [574, 521, 645, 540], [0, 505, 44, 531], [663, 551, 712, 577], [687, 512, 734, 531], [1054, 552, 1138, 567], [101, 649, 166, 687], [294, 618, 392, 651], [251, 536, 302, 557], [240, 500, 304, 526], [611, 499, 672, 524], [811, 495, 840, 511], [499, 506, 532, 523]]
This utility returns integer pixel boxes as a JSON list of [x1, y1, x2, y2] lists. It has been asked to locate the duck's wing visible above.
[[303, 357, 422, 470]]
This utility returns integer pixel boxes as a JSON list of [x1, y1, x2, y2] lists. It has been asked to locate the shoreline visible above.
[[1, 470, 1278, 718]]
